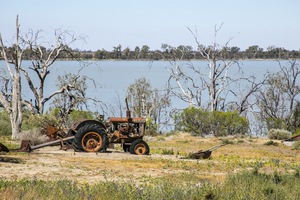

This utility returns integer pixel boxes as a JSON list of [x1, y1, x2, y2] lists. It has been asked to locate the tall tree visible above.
[[256, 59, 300, 130], [133, 46, 140, 59], [113, 44, 122, 59], [51, 72, 89, 127], [127, 77, 153, 117], [140, 45, 150, 59], [0, 16, 86, 138], [20, 28, 81, 114], [122, 47, 131, 59], [245, 45, 263, 59], [167, 24, 262, 115], [126, 78, 170, 132], [167, 25, 240, 110], [0, 16, 23, 139]]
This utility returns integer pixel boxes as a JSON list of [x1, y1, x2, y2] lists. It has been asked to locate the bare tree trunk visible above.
[[0, 16, 23, 139], [11, 59, 22, 139]]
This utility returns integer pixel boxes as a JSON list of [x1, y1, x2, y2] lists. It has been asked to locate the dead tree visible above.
[[167, 25, 246, 111], [256, 59, 300, 130], [0, 16, 23, 139], [188, 24, 243, 111], [20, 28, 85, 114], [0, 16, 88, 138]]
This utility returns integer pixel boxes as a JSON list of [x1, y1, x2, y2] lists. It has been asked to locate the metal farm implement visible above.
[[0, 99, 150, 155], [189, 144, 227, 159]]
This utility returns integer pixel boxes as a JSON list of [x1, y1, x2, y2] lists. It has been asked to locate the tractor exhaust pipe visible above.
[[125, 98, 131, 119]]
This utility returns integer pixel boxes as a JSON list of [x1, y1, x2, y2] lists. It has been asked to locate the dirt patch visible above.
[[0, 146, 197, 184], [1, 136, 299, 185]]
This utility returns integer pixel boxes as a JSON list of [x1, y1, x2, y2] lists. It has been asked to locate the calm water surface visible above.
[[1, 60, 293, 114]]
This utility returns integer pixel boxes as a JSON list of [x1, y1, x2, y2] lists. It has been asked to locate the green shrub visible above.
[[161, 148, 174, 155], [49, 108, 95, 128], [22, 113, 59, 131], [221, 138, 234, 145], [292, 128, 300, 137], [176, 107, 249, 136], [293, 141, 300, 150], [267, 129, 291, 140], [264, 140, 279, 146], [174, 107, 210, 136], [145, 117, 159, 136], [0, 110, 11, 136], [211, 111, 249, 136], [68, 110, 95, 123]]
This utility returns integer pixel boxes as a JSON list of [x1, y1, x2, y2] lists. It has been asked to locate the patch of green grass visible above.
[[2, 170, 300, 199], [220, 138, 234, 145], [0, 136, 20, 150], [237, 139, 245, 143], [156, 136, 166, 141], [161, 148, 175, 155], [264, 140, 279, 146]]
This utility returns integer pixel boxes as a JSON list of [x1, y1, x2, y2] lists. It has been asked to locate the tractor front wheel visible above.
[[129, 139, 150, 155]]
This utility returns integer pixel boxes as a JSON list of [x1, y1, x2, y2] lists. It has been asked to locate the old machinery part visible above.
[[0, 143, 9, 152], [190, 144, 227, 159], [74, 124, 107, 152], [129, 139, 150, 155]]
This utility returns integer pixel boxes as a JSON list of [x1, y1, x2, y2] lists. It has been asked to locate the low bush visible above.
[[221, 138, 234, 145], [267, 129, 291, 140], [22, 113, 59, 131], [161, 148, 175, 155], [264, 140, 279, 146], [176, 107, 249, 137], [292, 128, 300, 137], [0, 110, 11, 136], [17, 128, 49, 145], [293, 141, 300, 150]]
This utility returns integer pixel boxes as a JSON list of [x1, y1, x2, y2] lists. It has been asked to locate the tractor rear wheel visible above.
[[129, 139, 150, 155], [74, 124, 107, 152]]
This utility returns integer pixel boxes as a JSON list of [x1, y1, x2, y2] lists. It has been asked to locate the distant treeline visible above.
[[2, 44, 300, 60], [75, 44, 300, 60]]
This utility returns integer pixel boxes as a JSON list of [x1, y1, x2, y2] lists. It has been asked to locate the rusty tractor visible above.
[[0, 99, 150, 155]]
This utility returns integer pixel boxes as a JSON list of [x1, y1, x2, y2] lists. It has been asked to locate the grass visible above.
[[0, 136, 20, 149], [1, 170, 300, 199]]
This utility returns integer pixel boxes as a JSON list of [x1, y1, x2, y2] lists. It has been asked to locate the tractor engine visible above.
[[106, 117, 145, 143], [118, 123, 137, 137]]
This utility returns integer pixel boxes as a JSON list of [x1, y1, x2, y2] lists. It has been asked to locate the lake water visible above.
[[1, 60, 292, 113], [2, 59, 299, 133]]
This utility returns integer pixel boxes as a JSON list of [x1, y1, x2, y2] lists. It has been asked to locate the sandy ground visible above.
[[1, 136, 299, 185], [0, 146, 197, 184]]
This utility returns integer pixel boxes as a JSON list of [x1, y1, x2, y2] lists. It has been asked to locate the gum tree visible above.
[[167, 24, 262, 114], [20, 27, 85, 114], [0, 16, 22, 139], [126, 77, 171, 132], [0, 16, 86, 138], [256, 59, 300, 131]]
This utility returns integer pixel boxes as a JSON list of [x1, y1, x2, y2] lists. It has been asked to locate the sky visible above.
[[0, 0, 299, 51]]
